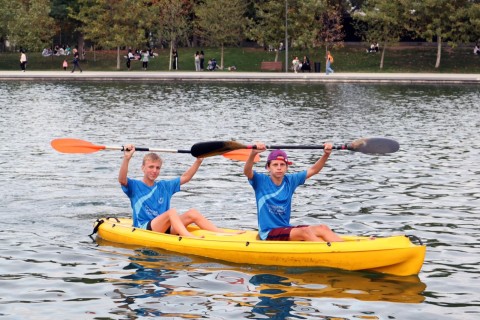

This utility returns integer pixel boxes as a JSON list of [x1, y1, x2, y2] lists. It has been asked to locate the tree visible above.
[[405, 0, 475, 68], [195, 0, 247, 69], [246, 0, 286, 62], [467, 2, 480, 43], [314, 4, 345, 68], [153, 0, 193, 71], [5, 0, 57, 51], [50, 0, 81, 47], [353, 0, 408, 69], [71, 0, 153, 69]]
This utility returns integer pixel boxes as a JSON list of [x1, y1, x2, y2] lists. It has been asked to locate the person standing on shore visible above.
[[142, 49, 149, 70], [126, 49, 134, 70], [326, 51, 334, 75], [199, 50, 205, 70], [71, 48, 82, 73], [194, 51, 200, 71], [19, 50, 27, 72], [172, 49, 179, 70]]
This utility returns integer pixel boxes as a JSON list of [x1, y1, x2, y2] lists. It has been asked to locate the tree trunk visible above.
[[380, 43, 386, 69], [169, 40, 173, 71], [220, 44, 224, 69], [78, 34, 85, 61], [274, 50, 279, 62], [435, 34, 442, 69], [116, 46, 120, 70], [325, 46, 329, 71]]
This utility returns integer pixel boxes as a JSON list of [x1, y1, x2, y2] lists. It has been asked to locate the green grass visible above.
[[1, 44, 479, 73]]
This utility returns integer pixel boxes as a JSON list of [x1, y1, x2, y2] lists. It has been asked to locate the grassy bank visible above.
[[1, 44, 479, 73]]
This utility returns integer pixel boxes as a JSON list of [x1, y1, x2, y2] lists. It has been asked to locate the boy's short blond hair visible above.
[[142, 153, 163, 166]]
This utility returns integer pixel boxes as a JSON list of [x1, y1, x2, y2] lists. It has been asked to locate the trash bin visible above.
[[314, 62, 321, 73]]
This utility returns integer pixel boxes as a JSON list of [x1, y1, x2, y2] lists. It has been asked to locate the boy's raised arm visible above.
[[306, 143, 332, 180], [119, 144, 135, 186], [243, 143, 266, 179], [180, 158, 204, 185]]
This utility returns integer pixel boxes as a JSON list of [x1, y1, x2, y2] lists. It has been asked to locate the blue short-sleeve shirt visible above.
[[121, 177, 181, 228], [249, 171, 307, 239]]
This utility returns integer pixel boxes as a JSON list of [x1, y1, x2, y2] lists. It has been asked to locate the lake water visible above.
[[0, 81, 479, 319]]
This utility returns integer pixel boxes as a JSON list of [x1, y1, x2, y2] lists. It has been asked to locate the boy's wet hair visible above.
[[143, 153, 163, 166]]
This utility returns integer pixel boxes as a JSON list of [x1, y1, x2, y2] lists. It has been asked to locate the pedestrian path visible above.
[[1, 70, 479, 84]]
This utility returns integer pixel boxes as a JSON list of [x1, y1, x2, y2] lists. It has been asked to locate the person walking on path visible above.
[[71, 48, 82, 73], [326, 51, 334, 75], [19, 50, 27, 72], [142, 49, 149, 70], [243, 143, 344, 242]]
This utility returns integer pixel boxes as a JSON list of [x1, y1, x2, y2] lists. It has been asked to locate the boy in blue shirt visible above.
[[119, 144, 224, 238], [243, 143, 343, 242]]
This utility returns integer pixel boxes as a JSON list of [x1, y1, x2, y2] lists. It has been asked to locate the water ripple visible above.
[[0, 81, 479, 319]]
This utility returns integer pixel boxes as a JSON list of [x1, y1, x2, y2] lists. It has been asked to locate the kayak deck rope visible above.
[[406, 235, 423, 245], [88, 217, 120, 241]]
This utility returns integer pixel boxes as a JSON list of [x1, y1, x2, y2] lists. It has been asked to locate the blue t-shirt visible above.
[[249, 170, 307, 240], [121, 177, 181, 228]]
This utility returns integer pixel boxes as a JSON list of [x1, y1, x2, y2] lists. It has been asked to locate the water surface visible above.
[[0, 81, 478, 319]]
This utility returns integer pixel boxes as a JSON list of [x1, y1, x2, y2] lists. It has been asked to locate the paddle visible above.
[[50, 138, 253, 161], [192, 137, 400, 161]]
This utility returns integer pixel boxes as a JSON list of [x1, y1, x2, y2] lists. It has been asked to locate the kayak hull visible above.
[[94, 217, 426, 276]]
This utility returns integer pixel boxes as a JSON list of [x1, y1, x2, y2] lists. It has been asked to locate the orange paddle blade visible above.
[[223, 149, 260, 162], [51, 138, 106, 154]]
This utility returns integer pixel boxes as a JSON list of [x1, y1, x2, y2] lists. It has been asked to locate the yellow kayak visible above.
[[92, 217, 426, 276]]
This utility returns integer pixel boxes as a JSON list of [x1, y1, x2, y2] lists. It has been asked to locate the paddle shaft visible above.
[[105, 145, 192, 154], [263, 144, 351, 151]]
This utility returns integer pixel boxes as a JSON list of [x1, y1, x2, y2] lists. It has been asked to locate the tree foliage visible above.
[[246, 0, 286, 61], [0, 0, 479, 70], [404, 0, 475, 68], [71, 0, 154, 68], [353, 0, 409, 68], [4, 0, 57, 51], [314, 4, 345, 64], [195, 0, 247, 68], [153, 0, 193, 70]]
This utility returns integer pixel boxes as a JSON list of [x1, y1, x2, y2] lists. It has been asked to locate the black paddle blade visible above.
[[348, 137, 400, 154], [190, 141, 248, 158]]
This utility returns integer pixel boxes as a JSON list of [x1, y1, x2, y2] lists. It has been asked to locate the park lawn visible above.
[[1, 44, 479, 73]]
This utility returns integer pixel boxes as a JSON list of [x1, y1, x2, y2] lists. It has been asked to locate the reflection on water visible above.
[[98, 243, 425, 319], [0, 81, 479, 319]]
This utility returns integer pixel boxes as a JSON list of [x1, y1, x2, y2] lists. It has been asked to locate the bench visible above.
[[260, 61, 283, 72]]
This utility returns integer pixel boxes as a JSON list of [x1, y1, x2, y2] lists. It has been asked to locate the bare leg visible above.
[[178, 209, 245, 234], [311, 224, 343, 242], [289, 225, 343, 242], [177, 209, 221, 232], [150, 208, 201, 238]]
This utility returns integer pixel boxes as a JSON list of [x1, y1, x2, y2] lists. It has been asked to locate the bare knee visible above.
[[314, 224, 332, 234], [290, 227, 318, 241], [181, 208, 201, 223], [166, 208, 179, 219]]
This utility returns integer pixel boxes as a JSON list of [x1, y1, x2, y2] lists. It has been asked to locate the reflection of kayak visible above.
[[92, 217, 426, 276], [98, 241, 426, 303]]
